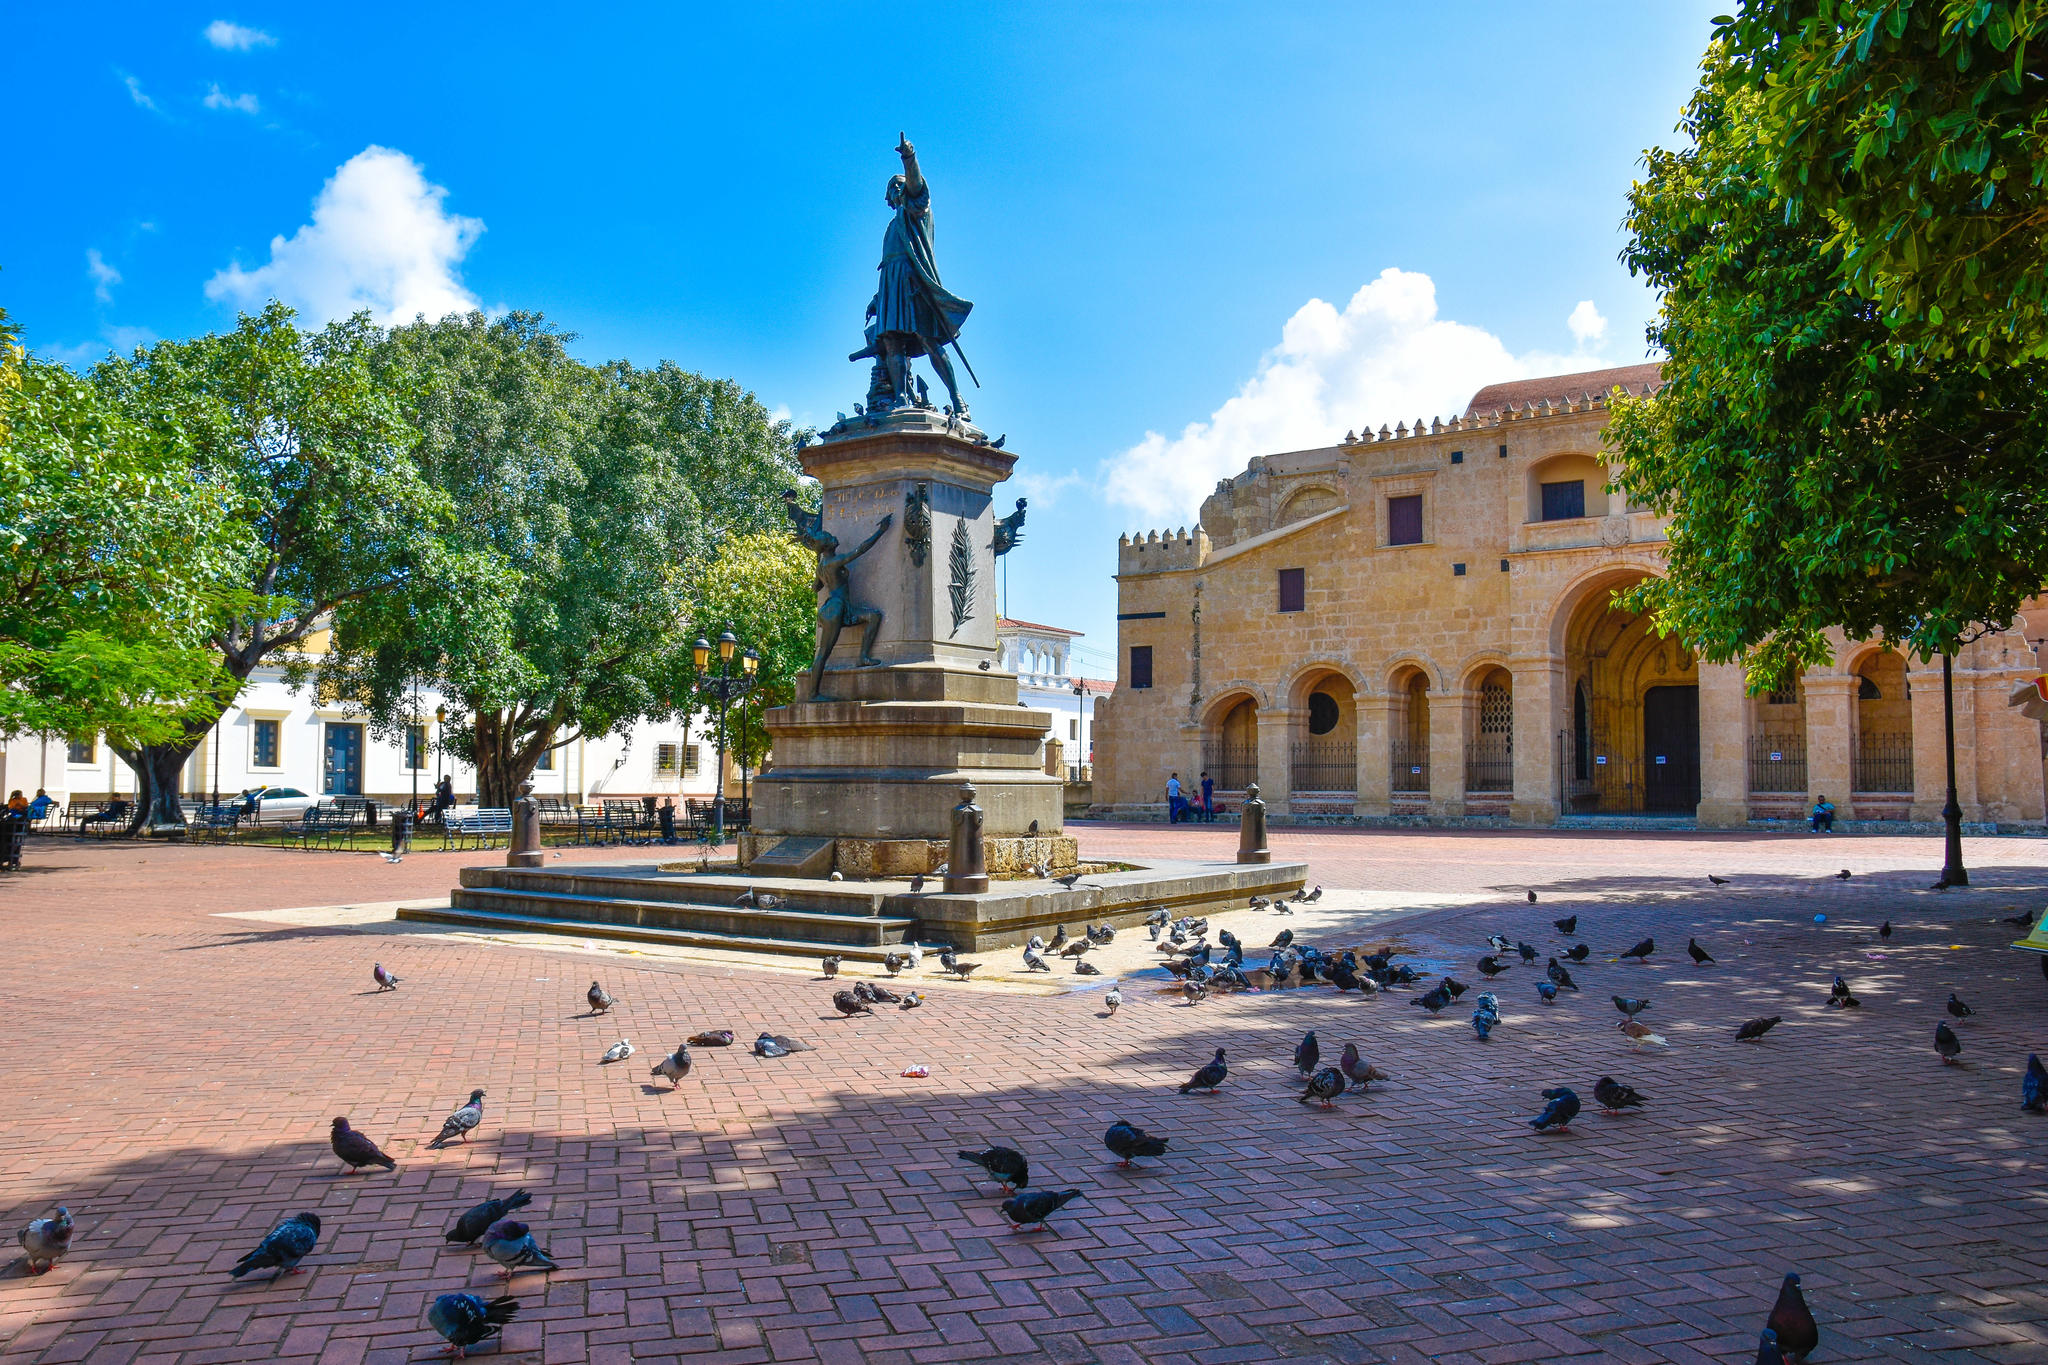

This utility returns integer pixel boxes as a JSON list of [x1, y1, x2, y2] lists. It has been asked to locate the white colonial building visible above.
[[996, 617, 1113, 780]]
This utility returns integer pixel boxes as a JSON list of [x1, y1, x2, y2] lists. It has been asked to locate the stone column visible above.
[[1256, 706, 1293, 821], [1427, 686, 1466, 821], [1354, 695, 1393, 819], [1510, 660, 1561, 825], [1803, 676, 1854, 814], [1696, 661, 1748, 828]]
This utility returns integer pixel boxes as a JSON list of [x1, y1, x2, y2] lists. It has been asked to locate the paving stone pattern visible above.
[[2, 829, 2047, 1363]]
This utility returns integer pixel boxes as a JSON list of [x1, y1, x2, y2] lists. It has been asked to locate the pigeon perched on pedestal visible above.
[[428, 1292, 520, 1359], [17, 1206, 71, 1274], [446, 1190, 532, 1246], [956, 1146, 1029, 1193], [229, 1212, 322, 1279], [1104, 1120, 1168, 1167], [428, 1090, 486, 1148], [330, 1117, 397, 1174]]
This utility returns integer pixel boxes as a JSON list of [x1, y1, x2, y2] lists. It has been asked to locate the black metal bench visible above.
[[78, 801, 132, 838], [190, 805, 243, 844], [601, 799, 653, 845], [296, 808, 358, 850]]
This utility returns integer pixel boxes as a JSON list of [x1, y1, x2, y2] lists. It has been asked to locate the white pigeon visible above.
[[906, 942, 924, 970], [1104, 983, 1123, 1014], [600, 1039, 634, 1064], [380, 851, 404, 864]]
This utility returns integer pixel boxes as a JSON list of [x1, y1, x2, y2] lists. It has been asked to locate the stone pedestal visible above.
[[750, 417, 1064, 877]]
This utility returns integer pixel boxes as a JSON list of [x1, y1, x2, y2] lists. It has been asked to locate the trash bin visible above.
[[0, 820, 26, 870], [364, 799, 380, 829], [390, 810, 412, 855]]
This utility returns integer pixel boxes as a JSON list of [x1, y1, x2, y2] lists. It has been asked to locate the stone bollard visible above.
[[508, 780, 543, 868], [944, 782, 989, 894], [1236, 782, 1270, 864]]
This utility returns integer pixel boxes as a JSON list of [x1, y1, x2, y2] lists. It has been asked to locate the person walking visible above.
[[1166, 772, 1185, 824]]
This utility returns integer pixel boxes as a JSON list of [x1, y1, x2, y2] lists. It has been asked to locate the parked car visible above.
[[240, 786, 323, 824]]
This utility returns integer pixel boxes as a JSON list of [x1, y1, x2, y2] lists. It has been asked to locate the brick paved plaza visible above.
[[3, 825, 2047, 1364]]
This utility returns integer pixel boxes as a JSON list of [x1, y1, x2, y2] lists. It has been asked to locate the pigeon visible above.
[[1735, 1016, 1782, 1042], [832, 989, 874, 1016], [1612, 994, 1652, 1019], [1073, 959, 1102, 977], [1048, 926, 1068, 952], [1687, 938, 1716, 965], [1293, 1030, 1320, 1075], [1547, 959, 1579, 990], [1053, 872, 1086, 889], [687, 1030, 734, 1047], [1477, 955, 1511, 977], [480, 1219, 559, 1277], [1274, 897, 1294, 916], [1146, 906, 1171, 925], [1302, 885, 1322, 902], [1754, 1329, 1786, 1365], [906, 942, 925, 969], [1268, 929, 1294, 949], [1338, 1043, 1385, 1089], [752, 1034, 790, 1057], [1516, 941, 1538, 964], [1826, 975, 1860, 1009], [1022, 946, 1051, 972], [1563, 943, 1591, 962], [1946, 992, 1974, 1022], [2023, 1054, 2048, 1112], [600, 1039, 634, 1064], [899, 990, 927, 1008], [330, 1117, 397, 1174], [1618, 937, 1655, 962], [908, 873, 925, 894], [1060, 938, 1093, 958], [1001, 1188, 1082, 1230], [17, 1206, 71, 1274], [1527, 889, 1538, 903], [1552, 916, 1577, 935], [1488, 934, 1513, 953], [1835, 868, 1852, 881], [735, 888, 759, 907], [821, 955, 841, 979], [428, 1292, 520, 1359], [1104, 1119, 1168, 1167], [863, 981, 902, 1004], [939, 949, 980, 980], [957, 1146, 1029, 1192], [1442, 976, 1470, 999], [1618, 1017, 1668, 1047], [1104, 983, 1122, 1014], [1708, 873, 1729, 886], [446, 1190, 533, 1246], [372, 962, 399, 991], [2002, 908, 2035, 926], [1412, 983, 1452, 1014], [1179, 1047, 1227, 1094], [1528, 1087, 1580, 1132], [1766, 1271, 1819, 1361], [1935, 1020, 1962, 1064], [1535, 980, 1559, 1004], [1593, 1076, 1645, 1113], [428, 1089, 486, 1148], [1299, 1066, 1346, 1108], [883, 952, 906, 976], [1181, 978, 1208, 1005], [587, 981, 614, 1014], [1879, 920, 1892, 940], [1470, 1003, 1499, 1041], [229, 1212, 322, 1279]]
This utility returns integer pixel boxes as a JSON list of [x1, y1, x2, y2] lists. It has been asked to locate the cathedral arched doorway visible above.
[[1556, 573, 1699, 814]]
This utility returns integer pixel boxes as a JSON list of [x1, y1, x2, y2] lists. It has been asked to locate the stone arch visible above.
[[1845, 646, 1914, 792], [1285, 659, 1368, 708], [1525, 450, 1616, 522], [1544, 562, 1666, 656], [1552, 565, 1699, 814], [1277, 483, 1344, 526], [1387, 662, 1433, 795], [1200, 688, 1261, 792], [1461, 661, 1514, 793], [1381, 654, 1446, 694], [1287, 665, 1358, 795]]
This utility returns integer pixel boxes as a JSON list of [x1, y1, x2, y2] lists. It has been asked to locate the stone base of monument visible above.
[[401, 855, 1306, 958], [741, 832, 1080, 880]]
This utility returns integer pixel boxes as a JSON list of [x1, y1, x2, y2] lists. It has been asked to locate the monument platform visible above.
[[404, 855, 1307, 957]]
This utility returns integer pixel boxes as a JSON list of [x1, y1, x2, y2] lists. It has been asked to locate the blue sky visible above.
[[4, 4, 1720, 674]]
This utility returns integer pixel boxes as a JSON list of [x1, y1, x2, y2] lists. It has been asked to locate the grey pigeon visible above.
[[229, 1212, 321, 1279], [1059, 938, 1093, 958], [1104, 1119, 1168, 1167], [940, 948, 981, 980], [883, 951, 906, 976], [1268, 928, 1294, 949], [1528, 1087, 1580, 1132], [372, 962, 398, 991], [821, 955, 841, 979], [446, 1189, 532, 1246], [17, 1206, 71, 1274], [1612, 995, 1652, 1019], [330, 1117, 397, 1173], [600, 1039, 634, 1064], [1179, 1047, 1227, 1094], [587, 981, 614, 1014], [428, 1089, 486, 1148], [480, 1219, 559, 1277], [1000, 1188, 1081, 1230], [899, 991, 926, 1008], [651, 1044, 692, 1088], [1023, 946, 1051, 972], [1754, 1329, 1785, 1365], [687, 1030, 734, 1047], [1470, 1002, 1499, 1041], [1766, 1271, 1819, 1361], [1935, 1020, 1962, 1064], [1293, 1030, 1319, 1075], [1075, 959, 1102, 975], [1593, 1076, 1645, 1112], [429, 1292, 519, 1358], [1338, 1043, 1384, 1089], [1536, 980, 1559, 1004], [1053, 872, 1086, 889], [1302, 884, 1322, 902], [1736, 1016, 1781, 1042], [1299, 1066, 1346, 1108], [832, 989, 874, 1016], [1103, 983, 1122, 1014], [956, 1145, 1029, 1192], [1546, 959, 1579, 990], [752, 1033, 791, 1057]]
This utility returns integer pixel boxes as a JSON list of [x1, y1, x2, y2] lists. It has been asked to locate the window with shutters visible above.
[[1539, 480, 1586, 521], [251, 721, 280, 770], [1277, 567, 1305, 612], [404, 724, 426, 771], [1129, 646, 1154, 689], [1387, 494, 1423, 546]]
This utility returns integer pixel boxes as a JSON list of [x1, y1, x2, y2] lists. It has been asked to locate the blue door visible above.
[[324, 724, 364, 795]]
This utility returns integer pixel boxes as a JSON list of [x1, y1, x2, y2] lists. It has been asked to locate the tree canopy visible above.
[[686, 529, 818, 773]]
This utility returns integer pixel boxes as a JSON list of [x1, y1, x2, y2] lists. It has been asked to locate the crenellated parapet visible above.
[[1335, 378, 1658, 447], [1117, 525, 1210, 575]]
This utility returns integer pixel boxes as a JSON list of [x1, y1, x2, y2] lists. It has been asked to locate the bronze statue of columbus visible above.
[[851, 134, 975, 419]]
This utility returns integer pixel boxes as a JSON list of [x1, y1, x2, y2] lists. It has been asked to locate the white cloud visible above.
[[1568, 299, 1608, 348], [205, 20, 275, 50], [1102, 269, 1611, 524], [203, 84, 261, 114], [123, 74, 158, 110], [205, 146, 485, 326], [1011, 467, 1085, 513], [86, 249, 122, 304], [105, 325, 158, 355]]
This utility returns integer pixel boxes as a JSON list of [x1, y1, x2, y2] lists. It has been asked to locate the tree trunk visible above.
[[470, 708, 551, 809], [112, 731, 207, 834]]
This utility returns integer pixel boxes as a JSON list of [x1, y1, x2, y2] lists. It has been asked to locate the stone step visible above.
[[439, 886, 917, 948], [399, 899, 917, 961], [457, 867, 898, 917]]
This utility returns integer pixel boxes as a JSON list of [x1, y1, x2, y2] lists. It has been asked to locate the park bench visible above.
[[536, 795, 577, 828], [296, 807, 358, 851], [189, 804, 243, 845], [78, 800, 132, 838], [601, 799, 653, 845], [442, 807, 513, 851]]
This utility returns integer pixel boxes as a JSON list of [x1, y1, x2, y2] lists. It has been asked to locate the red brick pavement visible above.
[[2, 829, 2047, 1364]]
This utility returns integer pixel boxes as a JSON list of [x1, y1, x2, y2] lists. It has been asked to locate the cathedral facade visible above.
[[1091, 365, 2048, 829]]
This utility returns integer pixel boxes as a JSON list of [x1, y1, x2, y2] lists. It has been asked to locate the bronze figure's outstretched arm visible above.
[[847, 513, 893, 562], [896, 133, 925, 200]]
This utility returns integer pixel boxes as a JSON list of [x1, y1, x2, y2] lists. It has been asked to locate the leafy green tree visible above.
[[1714, 2, 2048, 365], [687, 529, 818, 777], [323, 313, 800, 808], [0, 340, 246, 748], [91, 302, 444, 827], [1611, 41, 2048, 880]]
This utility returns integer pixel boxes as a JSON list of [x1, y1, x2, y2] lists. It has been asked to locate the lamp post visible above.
[[434, 703, 447, 821], [1072, 681, 1094, 783], [693, 630, 759, 846], [409, 676, 421, 823]]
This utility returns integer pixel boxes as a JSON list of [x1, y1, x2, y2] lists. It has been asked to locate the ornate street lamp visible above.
[[693, 629, 758, 846]]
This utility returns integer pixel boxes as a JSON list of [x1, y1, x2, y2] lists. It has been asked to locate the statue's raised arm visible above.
[[896, 133, 926, 202]]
